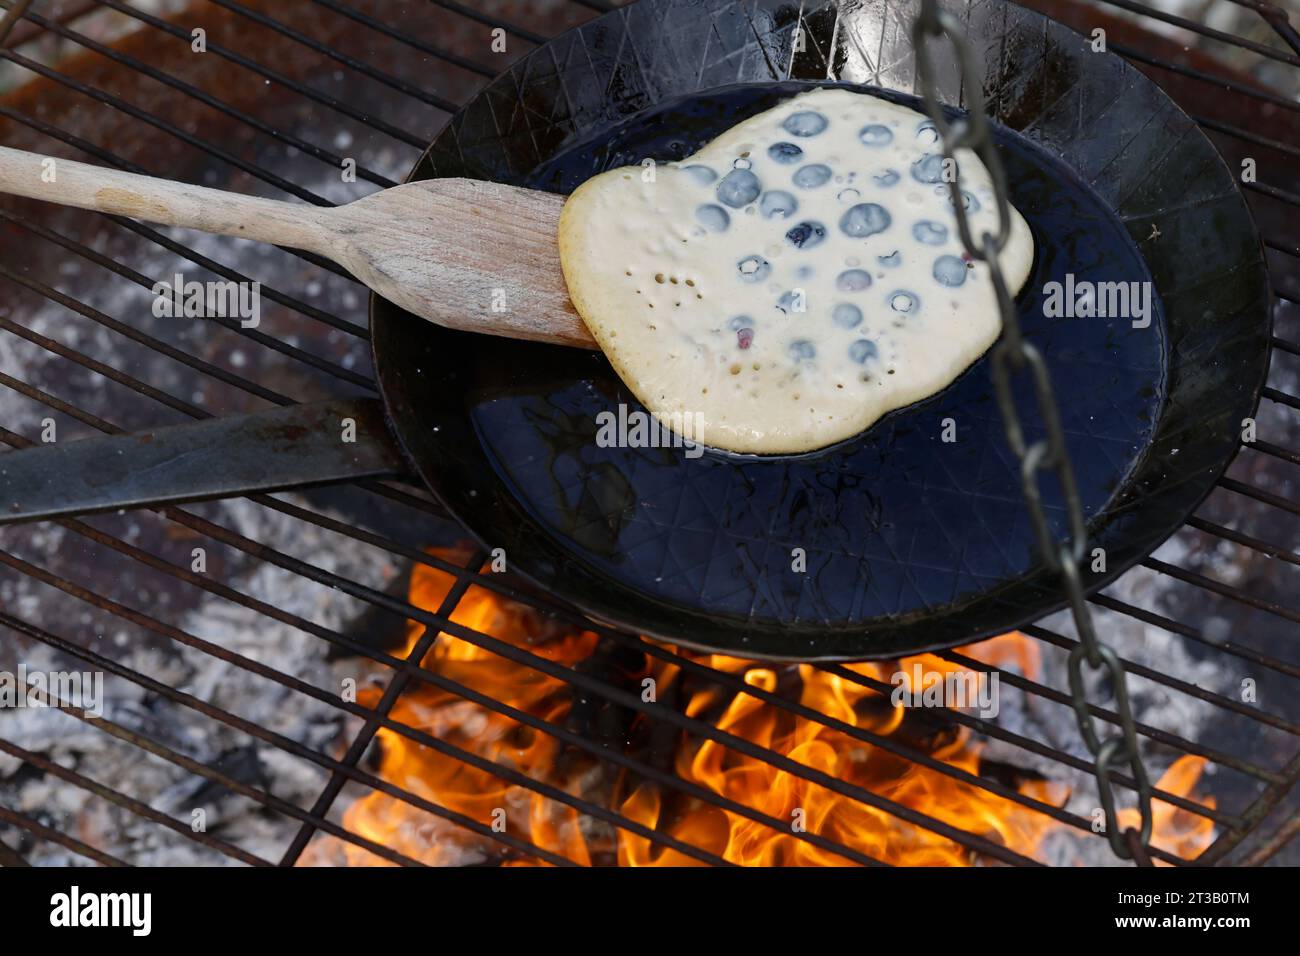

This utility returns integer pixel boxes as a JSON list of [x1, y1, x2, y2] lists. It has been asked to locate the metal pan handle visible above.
[[0, 398, 410, 524]]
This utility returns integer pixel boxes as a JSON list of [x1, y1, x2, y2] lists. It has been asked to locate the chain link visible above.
[[911, 0, 1154, 862]]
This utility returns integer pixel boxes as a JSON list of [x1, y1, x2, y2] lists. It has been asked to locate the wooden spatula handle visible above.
[[0, 145, 332, 252], [0, 145, 594, 348]]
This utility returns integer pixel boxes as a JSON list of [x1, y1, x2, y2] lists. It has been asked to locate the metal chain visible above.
[[911, 0, 1155, 862]]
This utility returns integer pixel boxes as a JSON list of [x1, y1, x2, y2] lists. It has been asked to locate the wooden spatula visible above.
[[0, 145, 596, 349]]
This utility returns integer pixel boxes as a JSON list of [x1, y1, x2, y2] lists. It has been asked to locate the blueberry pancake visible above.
[[558, 88, 1035, 455]]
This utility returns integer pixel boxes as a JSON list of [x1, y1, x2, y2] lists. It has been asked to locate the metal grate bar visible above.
[[0, 605, 577, 867], [1219, 0, 1300, 56], [0, 525, 788, 865], [1201, 752, 1300, 864], [1189, 513, 1300, 568], [426, 0, 548, 46], [0, 48, 335, 208], [0, 316, 205, 420], [4, 1, 97, 50], [0, 49, 364, 280], [0, 731, 271, 866], [1112, 38, 1300, 113], [0, 487, 751, 866], [1095, 0, 1300, 66], [0, 0, 1294, 868], [1, 258, 297, 407], [113, 498, 1045, 865], [309, 0, 496, 78], [1272, 336, 1300, 358], [251, 487, 1300, 767], [1195, 114, 1300, 161], [939, 650, 1285, 785], [78, 0, 431, 148], [0, 210, 375, 390], [1250, 438, 1300, 467], [1262, 387, 1300, 413], [0, 805, 125, 867], [1246, 179, 1300, 210], [1266, 238, 1300, 261], [1193, 501, 1300, 567], [6, 501, 880, 866], [1089, 593, 1300, 680], [7, 4, 398, 187], [247, 485, 1290, 785], [276, 546, 497, 863], [0, 0, 29, 45], [1220, 475, 1300, 519], [208, 0, 460, 112], [230, 488, 1293, 802], [0, 100, 369, 337], [1145, 557, 1300, 626], [1025, 626, 1297, 736], [813, 657, 1237, 843]]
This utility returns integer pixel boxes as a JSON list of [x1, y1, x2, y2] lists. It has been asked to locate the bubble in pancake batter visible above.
[[890, 290, 919, 314], [737, 255, 772, 283], [915, 120, 940, 146]]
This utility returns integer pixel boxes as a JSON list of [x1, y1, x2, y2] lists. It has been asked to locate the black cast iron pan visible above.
[[0, 0, 1271, 662]]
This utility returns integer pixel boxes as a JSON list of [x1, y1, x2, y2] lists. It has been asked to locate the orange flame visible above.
[[307, 555, 1216, 866]]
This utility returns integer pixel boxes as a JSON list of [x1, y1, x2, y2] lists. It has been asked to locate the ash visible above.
[[0, 495, 407, 866]]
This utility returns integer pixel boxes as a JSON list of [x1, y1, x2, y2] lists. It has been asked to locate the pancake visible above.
[[558, 88, 1035, 455]]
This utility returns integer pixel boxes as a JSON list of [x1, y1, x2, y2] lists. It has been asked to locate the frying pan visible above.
[[0, 0, 1271, 661]]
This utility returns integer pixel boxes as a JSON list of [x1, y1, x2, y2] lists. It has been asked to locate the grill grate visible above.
[[0, 0, 1296, 867]]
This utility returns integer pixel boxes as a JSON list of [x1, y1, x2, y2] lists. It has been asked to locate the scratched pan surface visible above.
[[370, 0, 1270, 661]]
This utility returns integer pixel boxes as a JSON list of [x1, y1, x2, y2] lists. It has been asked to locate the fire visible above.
[[307, 555, 1216, 866]]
